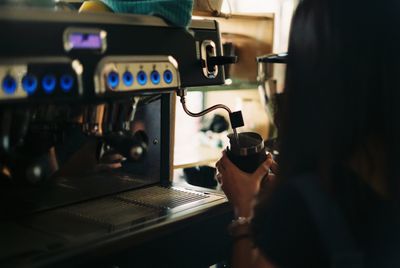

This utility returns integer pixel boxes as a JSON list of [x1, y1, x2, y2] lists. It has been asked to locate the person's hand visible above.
[[215, 151, 278, 218]]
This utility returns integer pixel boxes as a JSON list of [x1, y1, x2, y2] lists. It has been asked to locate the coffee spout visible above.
[[176, 88, 244, 145]]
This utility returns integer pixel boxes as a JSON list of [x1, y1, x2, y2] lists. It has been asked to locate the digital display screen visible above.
[[68, 33, 103, 50]]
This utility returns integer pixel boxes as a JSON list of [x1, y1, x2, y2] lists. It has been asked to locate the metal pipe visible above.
[[177, 88, 240, 145]]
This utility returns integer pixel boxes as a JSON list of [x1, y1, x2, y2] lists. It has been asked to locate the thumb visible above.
[[253, 160, 270, 180]]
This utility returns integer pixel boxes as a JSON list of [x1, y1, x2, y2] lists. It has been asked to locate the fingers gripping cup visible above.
[[227, 132, 267, 173]]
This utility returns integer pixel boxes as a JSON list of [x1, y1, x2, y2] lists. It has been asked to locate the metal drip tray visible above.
[[26, 197, 159, 240], [116, 186, 210, 209], [25, 186, 215, 240], [1, 186, 226, 266], [61, 198, 158, 231]]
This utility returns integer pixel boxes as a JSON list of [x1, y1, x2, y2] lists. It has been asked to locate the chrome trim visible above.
[[71, 59, 84, 96], [189, 19, 218, 30], [0, 64, 28, 100], [169, 94, 176, 182], [95, 55, 180, 94], [238, 142, 265, 156], [201, 40, 218, 79], [0, 57, 84, 100], [228, 132, 265, 156]]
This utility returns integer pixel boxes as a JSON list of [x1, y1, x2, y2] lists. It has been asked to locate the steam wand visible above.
[[176, 88, 244, 145]]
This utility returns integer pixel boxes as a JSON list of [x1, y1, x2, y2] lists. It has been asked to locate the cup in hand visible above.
[[226, 132, 267, 173]]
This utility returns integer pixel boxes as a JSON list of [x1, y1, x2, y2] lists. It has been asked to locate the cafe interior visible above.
[[2, 0, 398, 267]]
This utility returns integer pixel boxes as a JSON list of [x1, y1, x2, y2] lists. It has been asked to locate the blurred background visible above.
[[174, 0, 299, 170]]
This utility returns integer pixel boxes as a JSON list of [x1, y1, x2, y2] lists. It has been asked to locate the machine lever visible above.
[[256, 52, 288, 64], [205, 55, 238, 67]]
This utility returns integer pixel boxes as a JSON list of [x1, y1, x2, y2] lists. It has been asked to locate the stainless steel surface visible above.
[[82, 98, 139, 136], [0, 57, 84, 100], [189, 19, 218, 30], [94, 55, 180, 94], [228, 132, 265, 156], [19, 186, 224, 240], [0, 9, 230, 267]]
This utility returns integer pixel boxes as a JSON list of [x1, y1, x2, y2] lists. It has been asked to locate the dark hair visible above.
[[250, 1, 400, 266], [278, 0, 400, 197]]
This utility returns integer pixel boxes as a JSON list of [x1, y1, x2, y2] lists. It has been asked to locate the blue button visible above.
[[60, 74, 74, 92], [107, 71, 119, 89], [137, 71, 147, 86], [122, 71, 134, 87], [22, 75, 38, 94], [2, 75, 17, 94], [42, 75, 56, 93], [163, 70, 173, 84], [150, 71, 160, 85]]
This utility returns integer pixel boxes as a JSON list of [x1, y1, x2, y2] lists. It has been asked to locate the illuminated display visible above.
[[69, 33, 102, 49], [64, 28, 107, 52]]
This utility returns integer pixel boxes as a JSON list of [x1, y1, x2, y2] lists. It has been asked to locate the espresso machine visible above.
[[0, 7, 236, 267]]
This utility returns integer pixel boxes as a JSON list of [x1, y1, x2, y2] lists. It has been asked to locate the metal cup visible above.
[[226, 132, 267, 173]]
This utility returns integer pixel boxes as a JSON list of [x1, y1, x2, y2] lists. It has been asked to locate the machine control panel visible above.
[[0, 58, 83, 101], [95, 55, 180, 95]]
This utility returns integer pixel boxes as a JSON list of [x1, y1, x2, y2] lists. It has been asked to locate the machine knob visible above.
[[130, 145, 144, 161], [26, 164, 44, 184]]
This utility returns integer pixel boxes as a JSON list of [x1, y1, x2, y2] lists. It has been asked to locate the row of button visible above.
[[1, 73, 75, 95], [106, 70, 173, 89]]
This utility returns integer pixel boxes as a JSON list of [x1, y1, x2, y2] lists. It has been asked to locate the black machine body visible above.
[[0, 8, 230, 268]]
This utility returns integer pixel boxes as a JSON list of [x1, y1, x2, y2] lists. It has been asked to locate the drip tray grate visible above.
[[27, 197, 160, 237], [61, 197, 158, 231], [25, 186, 211, 239], [116, 186, 210, 209]]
